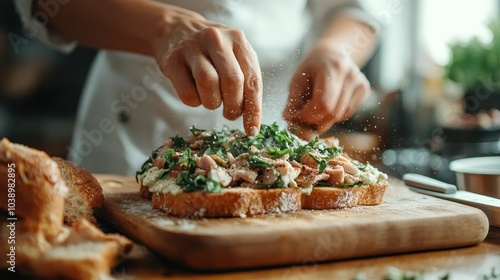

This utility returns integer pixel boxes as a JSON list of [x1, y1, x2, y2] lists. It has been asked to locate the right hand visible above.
[[155, 8, 263, 136], [283, 42, 371, 141]]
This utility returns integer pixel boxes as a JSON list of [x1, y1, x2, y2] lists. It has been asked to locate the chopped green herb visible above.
[[247, 153, 273, 168], [341, 181, 365, 188], [308, 153, 327, 173], [205, 147, 228, 161], [161, 149, 178, 170], [228, 137, 250, 156], [157, 169, 170, 179], [267, 147, 293, 158], [171, 135, 186, 149], [176, 171, 222, 193], [135, 159, 152, 182], [353, 162, 367, 172], [136, 122, 375, 194], [315, 181, 333, 187], [274, 176, 285, 188], [257, 176, 285, 188], [189, 126, 206, 136]]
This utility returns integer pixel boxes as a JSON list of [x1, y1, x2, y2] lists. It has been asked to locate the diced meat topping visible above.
[[196, 155, 218, 170], [137, 123, 386, 194], [231, 169, 258, 183]]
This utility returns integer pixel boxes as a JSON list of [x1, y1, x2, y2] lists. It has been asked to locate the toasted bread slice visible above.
[[301, 182, 388, 209], [151, 187, 302, 218]]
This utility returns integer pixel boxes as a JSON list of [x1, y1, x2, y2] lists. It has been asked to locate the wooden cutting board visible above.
[[94, 174, 489, 270]]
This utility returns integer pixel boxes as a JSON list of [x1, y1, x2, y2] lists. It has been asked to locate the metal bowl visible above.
[[449, 157, 500, 198]]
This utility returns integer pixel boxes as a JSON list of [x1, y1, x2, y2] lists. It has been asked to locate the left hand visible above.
[[283, 42, 371, 140]]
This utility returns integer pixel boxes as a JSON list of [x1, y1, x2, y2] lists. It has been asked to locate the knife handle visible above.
[[402, 173, 457, 194]]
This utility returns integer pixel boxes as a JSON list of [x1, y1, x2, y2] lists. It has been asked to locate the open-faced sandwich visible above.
[[136, 123, 388, 218]]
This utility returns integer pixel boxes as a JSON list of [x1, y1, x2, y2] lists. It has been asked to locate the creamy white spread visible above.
[[299, 184, 314, 195], [142, 167, 183, 195], [280, 167, 301, 189], [359, 164, 388, 184]]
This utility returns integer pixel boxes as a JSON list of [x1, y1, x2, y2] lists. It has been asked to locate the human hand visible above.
[[155, 8, 262, 136], [283, 42, 371, 140]]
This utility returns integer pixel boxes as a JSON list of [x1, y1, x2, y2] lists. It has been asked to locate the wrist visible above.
[[152, 5, 206, 57], [308, 39, 351, 60], [314, 15, 377, 67]]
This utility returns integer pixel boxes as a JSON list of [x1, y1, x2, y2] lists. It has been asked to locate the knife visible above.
[[403, 173, 500, 228]]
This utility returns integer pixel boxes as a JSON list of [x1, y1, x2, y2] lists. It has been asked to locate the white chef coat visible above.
[[15, 0, 378, 175]]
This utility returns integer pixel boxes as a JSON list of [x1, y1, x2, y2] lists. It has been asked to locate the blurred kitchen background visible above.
[[1, 0, 499, 183]]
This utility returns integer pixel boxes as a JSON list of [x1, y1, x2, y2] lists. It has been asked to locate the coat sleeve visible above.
[[308, 0, 381, 34], [14, 0, 77, 53]]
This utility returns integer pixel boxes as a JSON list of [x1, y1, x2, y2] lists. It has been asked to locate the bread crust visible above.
[[151, 187, 302, 218], [52, 157, 104, 224], [139, 183, 152, 199], [146, 182, 388, 217], [53, 157, 104, 208], [301, 182, 388, 209], [0, 138, 67, 243]]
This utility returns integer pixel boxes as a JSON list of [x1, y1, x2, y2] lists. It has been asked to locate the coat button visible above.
[[118, 110, 129, 123]]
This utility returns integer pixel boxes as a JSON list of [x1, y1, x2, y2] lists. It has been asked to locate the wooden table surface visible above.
[[113, 226, 500, 280]]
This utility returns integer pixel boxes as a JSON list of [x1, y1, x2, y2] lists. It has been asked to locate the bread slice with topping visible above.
[[137, 123, 388, 218]]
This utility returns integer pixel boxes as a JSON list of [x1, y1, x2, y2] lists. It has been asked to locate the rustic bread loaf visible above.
[[52, 157, 105, 224], [0, 138, 132, 279], [0, 138, 67, 243]]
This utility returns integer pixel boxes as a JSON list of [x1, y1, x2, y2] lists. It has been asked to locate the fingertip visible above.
[[248, 125, 260, 137], [223, 106, 243, 120], [244, 111, 261, 135], [178, 90, 202, 107], [296, 128, 317, 142], [287, 122, 317, 141], [242, 89, 262, 137]]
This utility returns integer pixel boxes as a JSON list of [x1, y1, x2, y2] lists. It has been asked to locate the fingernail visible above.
[[249, 126, 259, 136]]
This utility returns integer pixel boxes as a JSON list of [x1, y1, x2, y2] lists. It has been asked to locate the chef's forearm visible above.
[[35, 0, 197, 56], [316, 14, 378, 67]]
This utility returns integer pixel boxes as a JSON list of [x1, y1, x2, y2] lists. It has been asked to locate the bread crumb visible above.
[[177, 220, 197, 231], [150, 217, 175, 228], [192, 208, 207, 218], [118, 195, 156, 214], [115, 195, 199, 231]]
